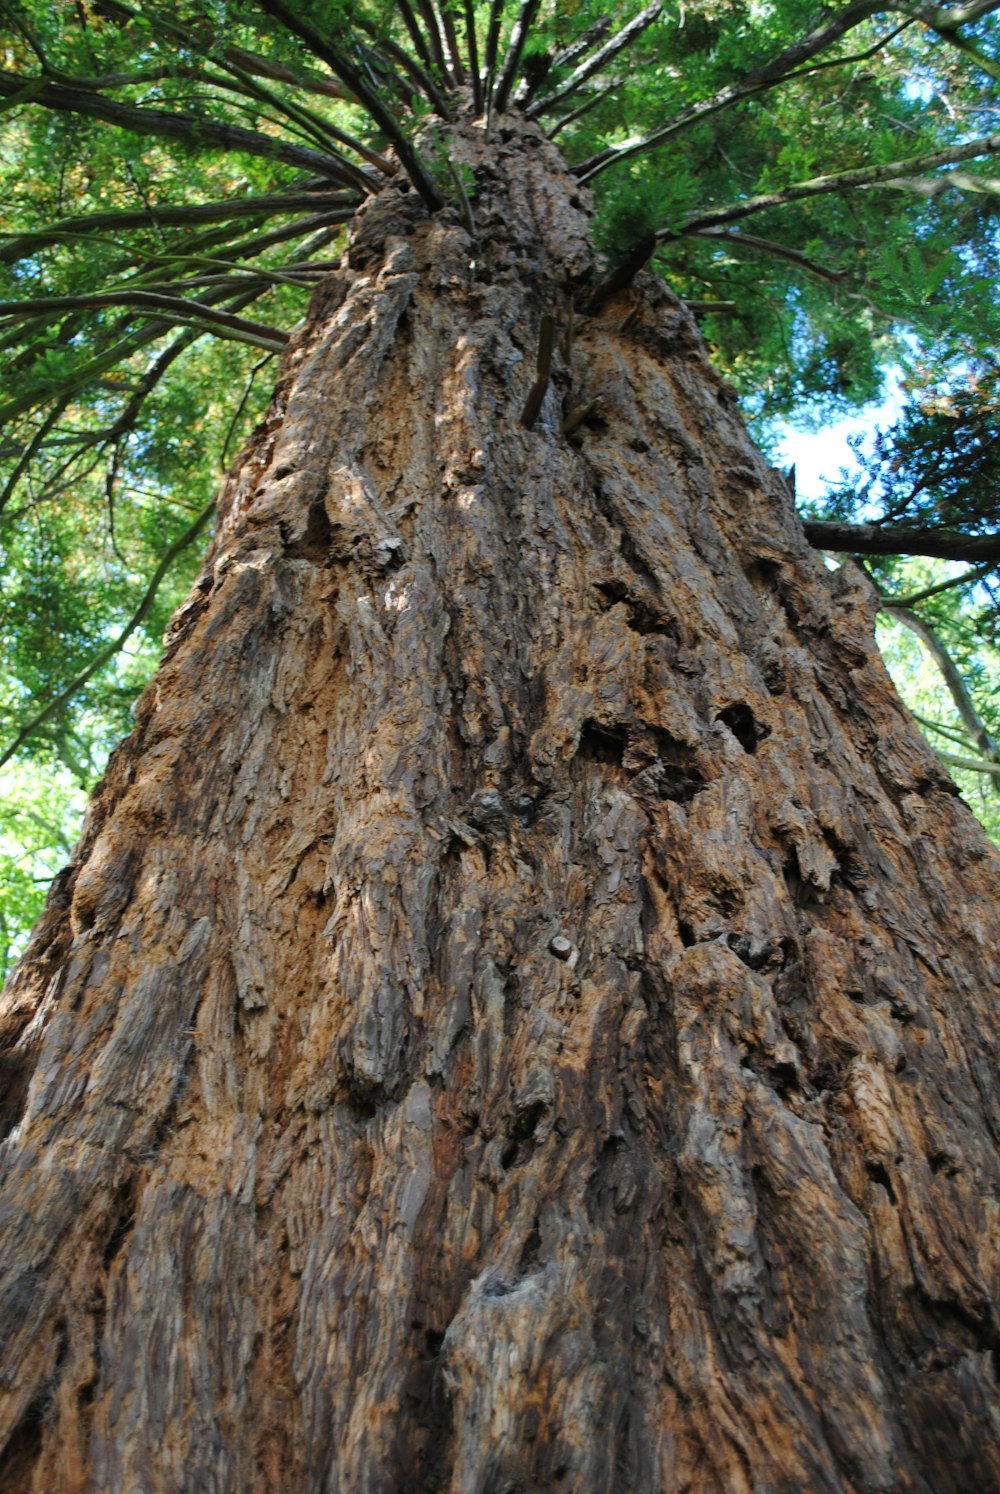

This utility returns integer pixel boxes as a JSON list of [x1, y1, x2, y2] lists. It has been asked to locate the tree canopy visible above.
[[1, 0, 999, 970]]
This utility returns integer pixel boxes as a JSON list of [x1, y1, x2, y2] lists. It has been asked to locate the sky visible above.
[[772, 377, 908, 506]]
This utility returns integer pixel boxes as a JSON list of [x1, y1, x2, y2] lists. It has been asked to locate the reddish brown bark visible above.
[[1, 119, 998, 1492]]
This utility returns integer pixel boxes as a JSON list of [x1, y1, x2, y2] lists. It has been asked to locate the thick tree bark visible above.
[[1, 119, 999, 1493]]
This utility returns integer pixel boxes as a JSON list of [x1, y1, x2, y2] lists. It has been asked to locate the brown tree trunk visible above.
[[1, 119, 998, 1493]]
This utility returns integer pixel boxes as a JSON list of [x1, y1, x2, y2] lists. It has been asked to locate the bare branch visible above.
[[900, 0, 1000, 32], [552, 17, 613, 71], [546, 77, 622, 138], [885, 562, 996, 607], [933, 749, 1000, 779], [805, 519, 1000, 563], [483, 0, 506, 88], [527, 1, 662, 120], [394, 0, 435, 70], [0, 69, 373, 191], [353, 18, 455, 118], [0, 291, 289, 350], [0, 192, 355, 267], [911, 710, 977, 750], [692, 228, 849, 282], [440, 3, 467, 83], [413, 0, 452, 80], [255, 0, 445, 210], [881, 603, 1000, 769], [881, 168, 1000, 196], [464, 0, 483, 114], [656, 134, 1000, 241], [493, 0, 543, 115]]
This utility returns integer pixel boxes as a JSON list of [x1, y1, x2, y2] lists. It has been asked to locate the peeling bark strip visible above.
[[1, 118, 999, 1493]]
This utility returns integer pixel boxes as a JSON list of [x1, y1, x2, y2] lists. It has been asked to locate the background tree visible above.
[[1, 2, 999, 1488]]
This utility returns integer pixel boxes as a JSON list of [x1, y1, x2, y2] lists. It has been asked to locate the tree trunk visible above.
[[1, 119, 998, 1493]]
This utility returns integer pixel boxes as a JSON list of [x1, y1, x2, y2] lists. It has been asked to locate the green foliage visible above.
[[0, 760, 85, 982], [877, 598, 1000, 842], [821, 362, 1000, 534], [2, 0, 1000, 963]]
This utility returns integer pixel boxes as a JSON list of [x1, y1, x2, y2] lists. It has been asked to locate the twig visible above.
[[520, 313, 555, 427], [883, 561, 995, 608]]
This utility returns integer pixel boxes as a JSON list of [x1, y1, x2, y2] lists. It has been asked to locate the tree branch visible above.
[[413, 0, 452, 80], [0, 69, 372, 191], [885, 561, 996, 607], [0, 292, 289, 351], [576, 0, 885, 181], [804, 519, 1000, 562], [691, 228, 848, 282], [656, 133, 1000, 240], [483, 0, 506, 93], [464, 0, 483, 114], [0, 192, 356, 267], [900, 0, 1000, 32], [255, 0, 445, 210], [493, 0, 543, 115], [527, 1, 662, 120], [353, 18, 455, 118], [391, 0, 432, 71], [440, 3, 467, 83], [933, 749, 1000, 779], [551, 18, 614, 72], [881, 168, 1000, 197], [881, 602, 1000, 769], [546, 78, 622, 139]]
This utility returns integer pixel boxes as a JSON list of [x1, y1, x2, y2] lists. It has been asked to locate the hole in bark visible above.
[[345, 1092, 379, 1123], [810, 1061, 842, 1097], [102, 1185, 138, 1273], [0, 1047, 33, 1145], [727, 933, 779, 973], [716, 703, 767, 754], [595, 579, 679, 639], [0, 1389, 46, 1492], [502, 1102, 547, 1169], [769, 1059, 799, 1098], [424, 1328, 445, 1358], [991, 1338, 1000, 1383], [511, 788, 548, 828], [866, 1160, 897, 1204], [518, 1219, 542, 1274], [577, 720, 626, 765]]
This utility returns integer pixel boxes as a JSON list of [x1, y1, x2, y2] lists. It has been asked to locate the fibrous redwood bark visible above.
[[1, 118, 999, 1492]]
